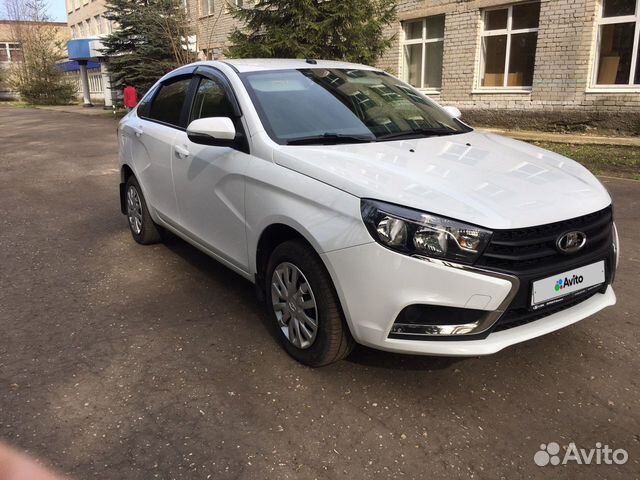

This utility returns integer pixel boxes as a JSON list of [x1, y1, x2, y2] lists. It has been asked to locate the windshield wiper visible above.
[[285, 133, 375, 146], [377, 127, 461, 141]]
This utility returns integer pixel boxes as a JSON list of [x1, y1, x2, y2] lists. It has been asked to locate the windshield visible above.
[[240, 68, 471, 145]]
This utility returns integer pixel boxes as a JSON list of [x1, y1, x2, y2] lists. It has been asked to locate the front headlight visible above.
[[361, 199, 492, 264]]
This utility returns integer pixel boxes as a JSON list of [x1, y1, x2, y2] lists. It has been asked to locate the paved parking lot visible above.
[[0, 107, 639, 479]]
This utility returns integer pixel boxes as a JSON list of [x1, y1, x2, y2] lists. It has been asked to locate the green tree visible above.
[[226, 0, 397, 65], [5, 0, 75, 104], [102, 0, 195, 94]]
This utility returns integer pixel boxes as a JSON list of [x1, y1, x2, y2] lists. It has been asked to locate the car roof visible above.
[[203, 58, 381, 73]]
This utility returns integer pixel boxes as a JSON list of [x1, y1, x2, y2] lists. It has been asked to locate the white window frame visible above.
[[400, 16, 445, 94], [478, 2, 540, 92], [200, 0, 213, 16], [0, 43, 10, 63], [589, 0, 640, 91], [226, 0, 245, 13]]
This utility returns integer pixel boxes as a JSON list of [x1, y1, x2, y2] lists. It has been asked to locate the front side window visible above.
[[402, 15, 445, 91], [595, 0, 640, 86], [480, 2, 540, 88], [240, 68, 471, 145], [146, 77, 192, 127], [190, 77, 235, 121]]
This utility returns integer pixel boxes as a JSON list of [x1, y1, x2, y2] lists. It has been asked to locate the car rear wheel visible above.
[[266, 240, 354, 366], [125, 176, 162, 245]]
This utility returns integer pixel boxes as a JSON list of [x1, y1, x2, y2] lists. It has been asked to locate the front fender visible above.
[[244, 158, 372, 276]]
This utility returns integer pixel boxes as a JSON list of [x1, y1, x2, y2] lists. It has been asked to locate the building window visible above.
[[200, 0, 213, 16], [480, 2, 540, 88], [402, 16, 444, 91], [595, 0, 640, 86], [0, 43, 22, 63], [9, 44, 23, 62], [0, 43, 9, 62]]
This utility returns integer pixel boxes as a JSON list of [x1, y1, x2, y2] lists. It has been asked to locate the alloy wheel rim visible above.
[[126, 186, 143, 235], [271, 262, 318, 349]]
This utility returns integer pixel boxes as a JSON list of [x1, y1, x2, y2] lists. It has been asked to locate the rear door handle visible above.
[[174, 145, 190, 158], [132, 125, 143, 137]]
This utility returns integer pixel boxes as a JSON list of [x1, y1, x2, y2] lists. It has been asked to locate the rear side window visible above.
[[190, 77, 235, 122], [147, 77, 191, 127]]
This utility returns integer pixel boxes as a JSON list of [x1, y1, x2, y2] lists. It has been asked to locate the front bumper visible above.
[[322, 242, 616, 356]]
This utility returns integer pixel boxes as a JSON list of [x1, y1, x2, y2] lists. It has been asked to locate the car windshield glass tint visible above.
[[240, 68, 471, 144]]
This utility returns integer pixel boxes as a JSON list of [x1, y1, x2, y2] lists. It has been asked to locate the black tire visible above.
[[125, 176, 162, 245], [265, 240, 354, 367]]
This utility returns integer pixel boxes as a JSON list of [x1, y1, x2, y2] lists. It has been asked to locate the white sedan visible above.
[[118, 59, 618, 366]]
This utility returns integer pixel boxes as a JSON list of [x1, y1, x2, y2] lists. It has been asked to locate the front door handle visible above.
[[174, 145, 190, 158], [132, 125, 143, 137]]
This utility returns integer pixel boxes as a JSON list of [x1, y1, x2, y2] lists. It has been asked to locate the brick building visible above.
[[0, 20, 69, 99], [194, 0, 246, 60], [377, 0, 640, 130], [66, 0, 114, 39]]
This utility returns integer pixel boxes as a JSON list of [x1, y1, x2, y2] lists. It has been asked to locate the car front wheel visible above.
[[266, 240, 354, 366]]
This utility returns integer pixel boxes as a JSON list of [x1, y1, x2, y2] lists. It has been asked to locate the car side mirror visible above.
[[442, 106, 462, 119], [187, 117, 239, 147]]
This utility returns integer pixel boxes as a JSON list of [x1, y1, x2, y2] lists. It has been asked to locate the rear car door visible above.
[[128, 75, 193, 223], [171, 69, 252, 272]]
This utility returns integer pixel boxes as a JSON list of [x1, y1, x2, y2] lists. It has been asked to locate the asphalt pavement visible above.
[[0, 107, 638, 479]]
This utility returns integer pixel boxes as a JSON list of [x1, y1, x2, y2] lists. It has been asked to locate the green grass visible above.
[[0, 100, 36, 109], [529, 142, 640, 181]]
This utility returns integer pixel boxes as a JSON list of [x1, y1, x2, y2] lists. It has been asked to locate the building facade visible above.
[[66, 0, 114, 39], [0, 20, 69, 99], [195, 0, 247, 60], [376, 0, 640, 129]]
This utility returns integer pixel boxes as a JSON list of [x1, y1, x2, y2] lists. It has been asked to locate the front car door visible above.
[[128, 75, 193, 223], [171, 69, 252, 272]]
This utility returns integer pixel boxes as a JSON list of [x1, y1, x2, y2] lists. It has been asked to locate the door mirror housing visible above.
[[187, 117, 239, 147], [442, 106, 462, 119]]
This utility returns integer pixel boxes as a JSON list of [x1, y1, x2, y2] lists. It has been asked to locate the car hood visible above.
[[273, 131, 612, 229]]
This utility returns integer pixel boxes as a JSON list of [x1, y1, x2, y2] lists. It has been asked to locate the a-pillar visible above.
[[78, 60, 93, 108]]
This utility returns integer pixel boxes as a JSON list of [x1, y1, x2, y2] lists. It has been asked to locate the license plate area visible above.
[[531, 261, 605, 310]]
